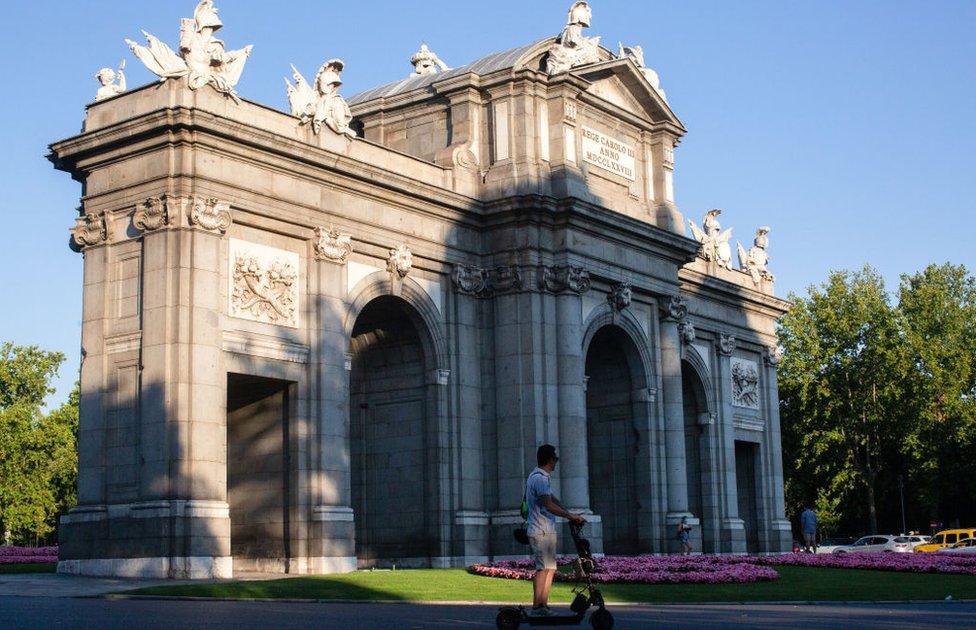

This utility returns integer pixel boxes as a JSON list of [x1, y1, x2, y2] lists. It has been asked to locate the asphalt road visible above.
[[3, 598, 976, 629]]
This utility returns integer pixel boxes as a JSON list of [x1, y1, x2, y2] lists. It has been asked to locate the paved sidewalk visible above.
[[0, 572, 294, 598]]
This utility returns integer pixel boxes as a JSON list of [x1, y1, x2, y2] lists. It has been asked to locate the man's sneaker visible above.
[[529, 606, 554, 617]]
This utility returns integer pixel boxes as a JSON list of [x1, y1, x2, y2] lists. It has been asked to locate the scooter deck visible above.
[[524, 613, 586, 626]]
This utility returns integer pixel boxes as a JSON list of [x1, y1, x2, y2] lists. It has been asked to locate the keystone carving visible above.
[[134, 196, 170, 232], [607, 282, 632, 311], [718, 334, 737, 357], [71, 213, 107, 249], [679, 322, 696, 345], [188, 197, 232, 234], [660, 295, 688, 322], [387, 244, 413, 278], [539, 265, 591, 294], [313, 226, 353, 264]]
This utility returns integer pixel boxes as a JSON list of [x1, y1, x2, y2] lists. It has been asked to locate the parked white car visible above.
[[815, 537, 856, 554], [883, 536, 925, 553], [937, 538, 976, 554], [832, 535, 900, 553]]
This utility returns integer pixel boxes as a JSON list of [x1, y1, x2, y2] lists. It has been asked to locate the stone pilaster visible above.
[[763, 346, 792, 552], [715, 335, 747, 553], [658, 296, 698, 552], [309, 247, 356, 574]]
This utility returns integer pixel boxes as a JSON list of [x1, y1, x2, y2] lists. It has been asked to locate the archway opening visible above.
[[226, 373, 294, 573], [682, 362, 715, 552], [349, 295, 432, 567], [585, 326, 641, 555]]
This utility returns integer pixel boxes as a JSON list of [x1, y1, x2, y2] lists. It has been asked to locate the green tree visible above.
[[779, 266, 910, 534], [898, 263, 976, 526], [0, 344, 76, 544]]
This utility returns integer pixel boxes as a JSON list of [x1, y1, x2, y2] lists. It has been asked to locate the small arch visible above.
[[581, 304, 654, 390], [345, 272, 448, 372]]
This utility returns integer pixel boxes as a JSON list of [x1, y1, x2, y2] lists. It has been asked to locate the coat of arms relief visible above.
[[228, 239, 300, 328]]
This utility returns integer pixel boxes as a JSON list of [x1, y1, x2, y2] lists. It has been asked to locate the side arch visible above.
[[344, 272, 449, 372]]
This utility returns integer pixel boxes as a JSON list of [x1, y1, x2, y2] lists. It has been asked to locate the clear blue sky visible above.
[[1, 0, 973, 406]]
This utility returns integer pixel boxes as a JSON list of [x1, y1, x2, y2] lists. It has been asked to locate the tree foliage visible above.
[[780, 263, 976, 535], [0, 344, 77, 544]]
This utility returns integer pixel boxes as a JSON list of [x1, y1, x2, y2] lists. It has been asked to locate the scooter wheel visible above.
[[496, 608, 521, 630], [590, 606, 614, 630]]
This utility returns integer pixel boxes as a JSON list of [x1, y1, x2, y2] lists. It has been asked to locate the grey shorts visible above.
[[803, 532, 816, 546], [529, 532, 557, 571]]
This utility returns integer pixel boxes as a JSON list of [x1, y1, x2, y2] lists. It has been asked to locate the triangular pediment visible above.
[[574, 59, 684, 130]]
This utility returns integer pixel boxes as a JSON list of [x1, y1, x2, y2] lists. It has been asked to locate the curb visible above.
[[101, 594, 976, 607]]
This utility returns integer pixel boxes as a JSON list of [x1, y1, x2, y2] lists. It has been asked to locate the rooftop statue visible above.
[[737, 227, 774, 285], [125, 1, 253, 104], [94, 60, 127, 102], [546, 1, 601, 75], [286, 60, 357, 137], [618, 43, 667, 102], [410, 44, 450, 76], [689, 209, 734, 270]]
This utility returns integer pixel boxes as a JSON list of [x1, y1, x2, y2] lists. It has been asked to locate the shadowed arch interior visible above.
[[585, 325, 644, 555], [349, 295, 433, 567]]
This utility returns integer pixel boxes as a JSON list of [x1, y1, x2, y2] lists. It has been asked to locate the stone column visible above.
[[554, 281, 589, 512], [59, 216, 110, 565], [658, 296, 697, 551], [448, 266, 492, 565], [310, 228, 357, 574], [552, 268, 601, 553], [716, 335, 747, 553], [763, 346, 792, 552]]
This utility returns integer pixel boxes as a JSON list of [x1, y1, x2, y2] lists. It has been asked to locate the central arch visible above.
[[348, 294, 439, 567], [584, 325, 647, 555]]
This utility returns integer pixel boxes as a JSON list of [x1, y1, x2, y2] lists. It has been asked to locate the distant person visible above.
[[677, 516, 693, 555], [800, 506, 818, 552], [525, 444, 586, 617]]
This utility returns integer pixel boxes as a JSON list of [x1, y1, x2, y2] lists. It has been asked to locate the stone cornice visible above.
[[679, 266, 792, 319]]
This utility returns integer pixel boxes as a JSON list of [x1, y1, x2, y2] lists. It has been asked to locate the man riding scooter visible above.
[[525, 445, 586, 617]]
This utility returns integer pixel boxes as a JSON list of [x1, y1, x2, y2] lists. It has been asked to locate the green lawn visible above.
[[126, 566, 976, 603], [0, 563, 57, 575]]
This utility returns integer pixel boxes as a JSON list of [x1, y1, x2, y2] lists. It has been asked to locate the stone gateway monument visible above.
[[51, 2, 792, 578]]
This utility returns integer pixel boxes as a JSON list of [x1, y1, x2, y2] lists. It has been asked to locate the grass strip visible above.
[[0, 563, 57, 575], [125, 566, 976, 603]]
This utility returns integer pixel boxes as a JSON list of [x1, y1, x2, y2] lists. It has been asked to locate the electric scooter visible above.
[[495, 522, 614, 629]]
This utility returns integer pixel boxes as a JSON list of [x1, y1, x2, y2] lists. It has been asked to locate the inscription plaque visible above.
[[582, 126, 636, 181]]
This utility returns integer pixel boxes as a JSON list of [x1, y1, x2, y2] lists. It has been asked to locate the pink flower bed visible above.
[[470, 555, 779, 585], [470, 551, 976, 585], [0, 546, 58, 565], [754, 552, 976, 575]]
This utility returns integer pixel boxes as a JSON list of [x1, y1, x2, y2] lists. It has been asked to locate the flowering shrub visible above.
[[469, 555, 779, 585], [470, 551, 976, 585], [0, 546, 58, 565]]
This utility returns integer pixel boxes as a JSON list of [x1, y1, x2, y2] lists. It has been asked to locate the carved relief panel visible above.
[[731, 356, 760, 410], [228, 239, 301, 328]]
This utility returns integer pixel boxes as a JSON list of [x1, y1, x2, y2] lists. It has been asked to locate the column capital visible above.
[[659, 294, 688, 322], [187, 196, 232, 235], [764, 345, 783, 367], [539, 264, 591, 295], [717, 333, 737, 357]]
